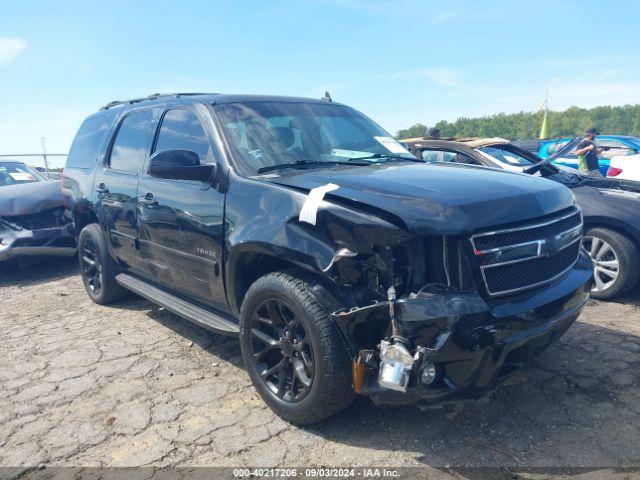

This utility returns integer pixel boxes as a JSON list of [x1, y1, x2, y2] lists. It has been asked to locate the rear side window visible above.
[[66, 112, 116, 169], [108, 110, 154, 173], [154, 108, 212, 162]]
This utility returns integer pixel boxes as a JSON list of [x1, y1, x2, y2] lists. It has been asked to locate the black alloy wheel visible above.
[[239, 270, 355, 424], [81, 234, 103, 295], [77, 223, 128, 305], [248, 298, 315, 402]]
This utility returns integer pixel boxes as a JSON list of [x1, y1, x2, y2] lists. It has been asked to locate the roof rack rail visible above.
[[99, 93, 212, 110]]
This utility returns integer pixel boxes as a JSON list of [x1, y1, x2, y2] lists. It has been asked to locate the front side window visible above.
[[478, 146, 534, 167], [154, 108, 212, 162], [108, 110, 154, 173], [214, 102, 414, 175], [598, 139, 636, 159], [0, 162, 46, 186]]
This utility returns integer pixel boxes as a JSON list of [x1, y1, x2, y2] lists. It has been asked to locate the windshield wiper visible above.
[[257, 159, 371, 174], [348, 153, 423, 163], [523, 159, 551, 174]]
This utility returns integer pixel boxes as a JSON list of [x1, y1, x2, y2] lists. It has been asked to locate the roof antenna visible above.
[[322, 91, 332, 102]]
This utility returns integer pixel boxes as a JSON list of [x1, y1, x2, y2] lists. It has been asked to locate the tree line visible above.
[[396, 104, 640, 140]]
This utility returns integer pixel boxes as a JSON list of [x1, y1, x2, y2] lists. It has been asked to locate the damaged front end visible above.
[[322, 208, 593, 407], [0, 179, 77, 264], [0, 207, 76, 263]]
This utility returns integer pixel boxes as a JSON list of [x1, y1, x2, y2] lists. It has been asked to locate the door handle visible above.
[[140, 193, 158, 207], [95, 183, 109, 194]]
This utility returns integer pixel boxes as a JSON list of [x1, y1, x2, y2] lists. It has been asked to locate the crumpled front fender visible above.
[[224, 176, 412, 313]]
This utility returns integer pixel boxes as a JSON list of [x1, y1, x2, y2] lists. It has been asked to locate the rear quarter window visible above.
[[66, 112, 116, 169]]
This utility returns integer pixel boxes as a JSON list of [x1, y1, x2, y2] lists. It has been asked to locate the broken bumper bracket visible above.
[[335, 251, 593, 406]]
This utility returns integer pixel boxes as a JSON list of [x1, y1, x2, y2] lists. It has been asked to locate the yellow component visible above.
[[352, 357, 366, 394], [539, 110, 549, 140]]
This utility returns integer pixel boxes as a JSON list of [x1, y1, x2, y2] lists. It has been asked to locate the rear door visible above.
[[137, 106, 227, 310], [94, 109, 156, 273]]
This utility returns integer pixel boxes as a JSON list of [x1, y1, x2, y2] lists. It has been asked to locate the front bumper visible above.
[[337, 250, 593, 406], [0, 223, 76, 262]]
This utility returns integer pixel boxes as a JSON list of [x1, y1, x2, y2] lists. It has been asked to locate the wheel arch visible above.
[[227, 245, 340, 316], [227, 247, 356, 356], [72, 206, 100, 239], [583, 217, 640, 246]]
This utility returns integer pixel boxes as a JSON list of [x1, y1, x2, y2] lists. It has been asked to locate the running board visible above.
[[115, 274, 239, 336]]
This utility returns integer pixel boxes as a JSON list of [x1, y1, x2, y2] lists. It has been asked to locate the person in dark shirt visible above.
[[575, 127, 603, 176], [428, 128, 441, 138]]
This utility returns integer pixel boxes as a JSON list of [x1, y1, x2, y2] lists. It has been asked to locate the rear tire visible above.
[[78, 223, 129, 305], [583, 227, 640, 300], [239, 270, 355, 425]]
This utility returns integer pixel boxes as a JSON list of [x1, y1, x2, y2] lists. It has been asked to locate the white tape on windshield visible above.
[[299, 183, 339, 226]]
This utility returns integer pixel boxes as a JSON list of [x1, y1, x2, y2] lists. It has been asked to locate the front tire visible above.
[[583, 227, 640, 300], [78, 223, 128, 305], [239, 270, 355, 425]]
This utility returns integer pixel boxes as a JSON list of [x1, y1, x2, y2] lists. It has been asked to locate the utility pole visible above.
[[40, 137, 50, 179]]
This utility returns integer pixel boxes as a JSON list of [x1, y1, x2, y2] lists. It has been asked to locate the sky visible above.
[[1, 0, 639, 159]]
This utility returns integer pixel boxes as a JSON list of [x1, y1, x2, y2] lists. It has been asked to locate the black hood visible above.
[[265, 162, 575, 235], [0, 180, 64, 217]]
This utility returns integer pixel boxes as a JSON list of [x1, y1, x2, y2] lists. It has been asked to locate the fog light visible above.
[[378, 339, 414, 392], [420, 362, 437, 385]]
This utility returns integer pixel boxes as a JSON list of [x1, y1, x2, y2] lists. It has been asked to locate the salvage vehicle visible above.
[[0, 160, 76, 264], [63, 93, 592, 424], [404, 137, 640, 300]]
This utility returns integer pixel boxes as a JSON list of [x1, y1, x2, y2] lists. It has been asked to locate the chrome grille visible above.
[[471, 207, 583, 296]]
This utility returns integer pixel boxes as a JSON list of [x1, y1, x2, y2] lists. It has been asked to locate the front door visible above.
[[137, 107, 227, 310], [95, 109, 156, 273]]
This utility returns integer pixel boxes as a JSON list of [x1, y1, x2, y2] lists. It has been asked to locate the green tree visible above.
[[396, 104, 640, 140], [396, 123, 428, 139]]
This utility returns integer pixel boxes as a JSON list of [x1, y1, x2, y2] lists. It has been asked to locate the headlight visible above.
[[378, 339, 414, 392]]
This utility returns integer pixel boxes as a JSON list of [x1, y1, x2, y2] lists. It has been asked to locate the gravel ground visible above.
[[1, 257, 639, 474]]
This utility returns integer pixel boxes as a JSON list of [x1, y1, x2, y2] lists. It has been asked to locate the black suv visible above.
[[63, 93, 593, 424]]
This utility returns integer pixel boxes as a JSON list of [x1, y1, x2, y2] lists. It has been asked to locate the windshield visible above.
[[0, 162, 45, 187], [214, 101, 415, 175], [477, 146, 535, 167]]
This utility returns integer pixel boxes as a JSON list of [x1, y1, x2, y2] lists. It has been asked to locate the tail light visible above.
[[607, 167, 623, 177]]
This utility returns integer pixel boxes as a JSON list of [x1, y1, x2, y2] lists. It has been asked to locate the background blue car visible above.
[[539, 135, 640, 176]]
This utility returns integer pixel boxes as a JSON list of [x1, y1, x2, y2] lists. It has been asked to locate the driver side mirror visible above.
[[147, 150, 215, 182]]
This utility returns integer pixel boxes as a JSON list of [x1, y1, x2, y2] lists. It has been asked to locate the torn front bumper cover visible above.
[[333, 251, 593, 407], [0, 222, 76, 262]]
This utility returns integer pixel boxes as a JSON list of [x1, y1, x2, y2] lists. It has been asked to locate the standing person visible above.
[[575, 127, 603, 176]]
